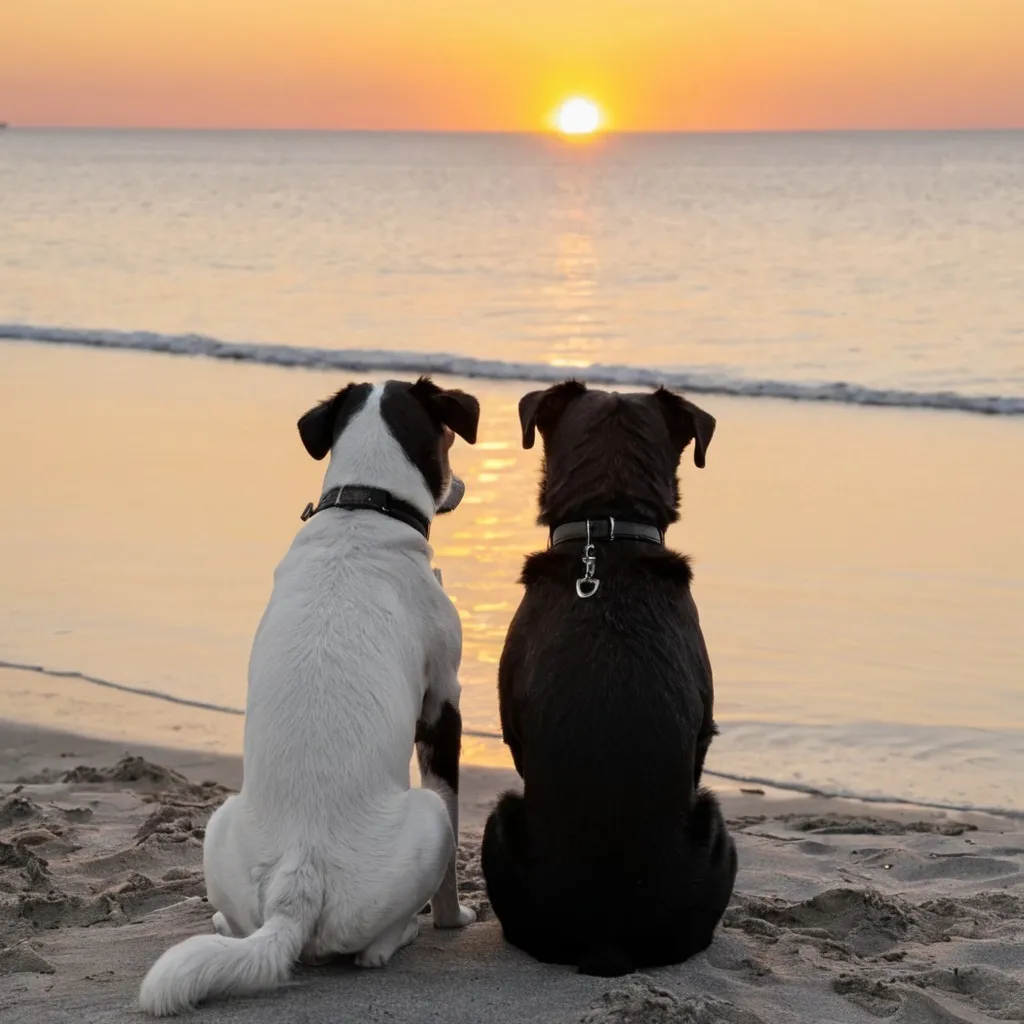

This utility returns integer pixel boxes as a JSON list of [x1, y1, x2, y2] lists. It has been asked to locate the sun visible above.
[[555, 97, 602, 136]]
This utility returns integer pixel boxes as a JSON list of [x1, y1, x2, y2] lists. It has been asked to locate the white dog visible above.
[[139, 377, 480, 1015]]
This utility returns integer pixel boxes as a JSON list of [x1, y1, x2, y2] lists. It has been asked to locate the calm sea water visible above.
[[1, 129, 1022, 812], [3, 128, 1024, 404]]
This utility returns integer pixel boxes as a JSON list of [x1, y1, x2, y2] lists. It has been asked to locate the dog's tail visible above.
[[138, 854, 322, 1017]]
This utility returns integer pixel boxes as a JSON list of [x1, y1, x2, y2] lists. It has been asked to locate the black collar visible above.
[[301, 485, 431, 540], [550, 517, 664, 548]]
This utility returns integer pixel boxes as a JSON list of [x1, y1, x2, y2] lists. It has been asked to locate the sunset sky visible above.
[[3, 0, 1022, 132]]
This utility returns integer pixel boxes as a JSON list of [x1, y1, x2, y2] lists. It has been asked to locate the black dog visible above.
[[481, 381, 737, 977]]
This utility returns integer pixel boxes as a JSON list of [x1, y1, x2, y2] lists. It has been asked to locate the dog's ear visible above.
[[518, 380, 587, 450], [297, 383, 366, 461], [434, 389, 480, 444], [653, 388, 716, 468], [409, 377, 481, 444]]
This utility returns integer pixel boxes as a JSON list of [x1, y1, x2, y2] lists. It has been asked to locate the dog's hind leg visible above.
[[416, 685, 475, 928], [203, 796, 260, 939], [635, 791, 738, 969], [481, 791, 546, 954], [483, 793, 582, 966], [353, 788, 455, 968]]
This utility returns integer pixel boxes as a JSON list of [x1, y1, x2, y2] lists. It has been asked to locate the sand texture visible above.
[[1, 723, 1022, 1024]]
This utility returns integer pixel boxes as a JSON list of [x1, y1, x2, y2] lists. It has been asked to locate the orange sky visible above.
[[2, 0, 1022, 131]]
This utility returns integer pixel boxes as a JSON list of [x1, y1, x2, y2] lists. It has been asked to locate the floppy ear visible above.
[[653, 388, 716, 468], [518, 380, 587, 449], [297, 383, 364, 461], [431, 389, 480, 444], [409, 377, 481, 444]]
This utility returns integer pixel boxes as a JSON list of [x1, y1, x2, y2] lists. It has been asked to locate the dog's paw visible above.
[[355, 917, 419, 968], [354, 948, 391, 969], [211, 912, 233, 937], [434, 903, 476, 929]]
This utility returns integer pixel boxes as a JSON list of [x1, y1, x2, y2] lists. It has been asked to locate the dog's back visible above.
[[244, 514, 446, 824], [498, 545, 734, 973]]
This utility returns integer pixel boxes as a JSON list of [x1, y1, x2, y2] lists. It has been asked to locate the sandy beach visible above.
[[1, 719, 1022, 1023]]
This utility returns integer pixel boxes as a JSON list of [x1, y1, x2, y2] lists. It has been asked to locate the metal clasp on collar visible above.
[[300, 502, 315, 522], [575, 520, 601, 599]]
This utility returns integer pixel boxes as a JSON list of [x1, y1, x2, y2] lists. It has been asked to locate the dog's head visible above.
[[297, 377, 480, 517], [518, 381, 715, 527]]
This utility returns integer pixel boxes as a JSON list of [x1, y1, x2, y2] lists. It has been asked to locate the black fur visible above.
[[518, 380, 587, 450], [380, 378, 480, 502], [415, 701, 462, 794], [481, 381, 736, 976], [297, 383, 372, 460], [652, 387, 717, 469]]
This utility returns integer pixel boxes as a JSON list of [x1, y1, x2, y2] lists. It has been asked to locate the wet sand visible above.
[[1, 342, 1022, 808]]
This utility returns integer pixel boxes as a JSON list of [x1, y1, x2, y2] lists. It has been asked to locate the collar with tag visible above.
[[550, 517, 664, 599]]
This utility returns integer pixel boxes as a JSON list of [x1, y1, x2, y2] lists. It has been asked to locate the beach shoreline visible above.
[[2, 719, 1022, 1023], [1, 718, 1016, 833], [2, 341, 1023, 815]]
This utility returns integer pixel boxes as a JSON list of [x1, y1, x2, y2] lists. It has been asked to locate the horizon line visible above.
[[4, 124, 1023, 136]]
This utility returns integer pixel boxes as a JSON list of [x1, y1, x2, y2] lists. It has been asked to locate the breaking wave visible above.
[[3, 322, 1023, 417]]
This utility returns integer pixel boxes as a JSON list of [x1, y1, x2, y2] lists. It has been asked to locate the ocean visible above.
[[1, 128, 1022, 815]]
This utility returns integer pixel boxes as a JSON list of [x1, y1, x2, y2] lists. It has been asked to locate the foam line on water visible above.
[[0, 659, 245, 717], [0, 659, 498, 739], [699, 767, 1024, 820], [3, 657, 1021, 818], [3, 323, 1023, 417]]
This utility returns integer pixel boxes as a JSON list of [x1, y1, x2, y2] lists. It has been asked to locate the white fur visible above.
[[139, 389, 475, 1016]]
